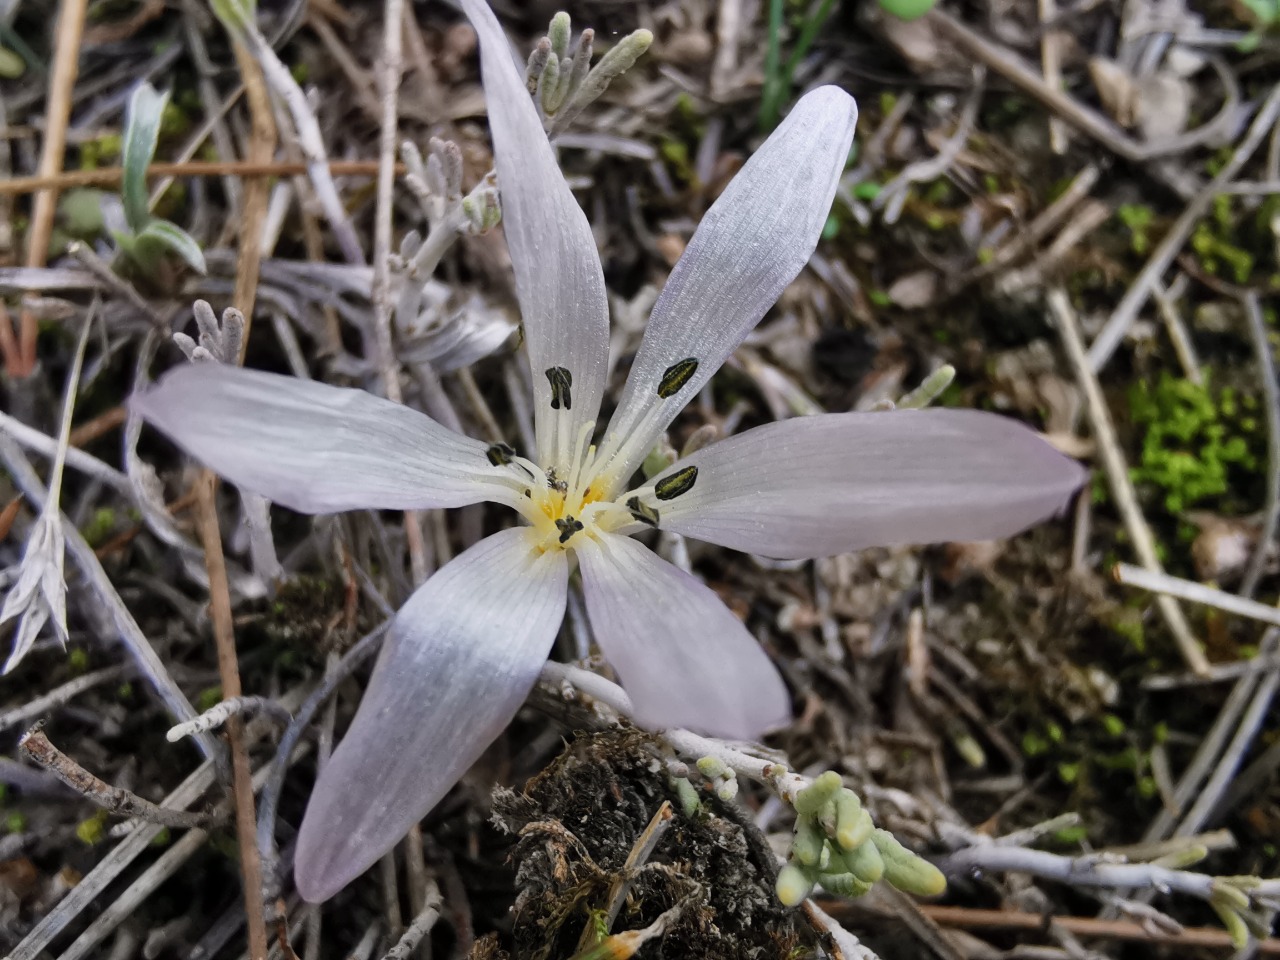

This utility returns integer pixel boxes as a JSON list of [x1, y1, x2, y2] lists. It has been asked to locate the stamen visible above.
[[655, 465, 698, 501], [626, 496, 660, 527], [488, 442, 536, 479], [545, 366, 573, 410], [554, 516, 584, 544], [657, 358, 699, 399], [565, 420, 596, 505]]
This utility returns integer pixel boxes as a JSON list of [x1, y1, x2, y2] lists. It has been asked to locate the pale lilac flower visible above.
[[131, 0, 1084, 902]]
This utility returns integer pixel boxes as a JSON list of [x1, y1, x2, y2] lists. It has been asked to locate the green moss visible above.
[[81, 507, 118, 548], [1128, 373, 1260, 514], [5, 812, 25, 833], [1116, 203, 1154, 255], [76, 810, 109, 846], [197, 685, 223, 712]]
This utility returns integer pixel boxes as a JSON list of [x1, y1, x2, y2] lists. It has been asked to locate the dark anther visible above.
[[626, 496, 660, 527], [545, 366, 573, 410], [486, 442, 517, 466], [657, 358, 699, 399], [655, 465, 698, 501], [546, 468, 568, 494], [555, 516, 584, 544]]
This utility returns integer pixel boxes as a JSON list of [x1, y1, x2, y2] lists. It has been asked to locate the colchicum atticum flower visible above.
[[133, 0, 1085, 902]]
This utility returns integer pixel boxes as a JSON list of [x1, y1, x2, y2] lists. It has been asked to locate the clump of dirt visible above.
[[489, 729, 801, 960]]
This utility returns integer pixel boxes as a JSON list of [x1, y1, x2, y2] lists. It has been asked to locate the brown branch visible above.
[[0, 159, 400, 196], [19, 725, 219, 830], [15, 0, 88, 376], [187, 38, 277, 960]]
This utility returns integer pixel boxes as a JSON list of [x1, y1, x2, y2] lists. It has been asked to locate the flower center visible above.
[[497, 421, 635, 553]]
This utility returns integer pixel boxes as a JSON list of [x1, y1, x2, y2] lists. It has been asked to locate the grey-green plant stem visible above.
[[1086, 84, 1280, 371], [1142, 628, 1280, 843], [0, 663, 128, 734], [1176, 630, 1280, 836], [0, 436, 217, 759], [1047, 289, 1209, 674], [1239, 291, 1279, 599], [379, 887, 443, 960], [233, 18, 365, 265], [1114, 563, 1280, 628], [45, 308, 92, 507], [255, 621, 388, 899], [938, 844, 1266, 914], [0, 408, 131, 495]]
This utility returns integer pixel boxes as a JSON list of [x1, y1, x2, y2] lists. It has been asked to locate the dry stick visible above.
[[1048, 290, 1209, 674], [925, 9, 1236, 167], [1087, 85, 1280, 371], [956, 164, 1099, 287], [906, 905, 1280, 955], [0, 437, 216, 757], [1038, 0, 1066, 153], [194, 474, 269, 960], [1113, 563, 1280, 628], [257, 623, 389, 899], [0, 159, 397, 195], [0, 664, 128, 734], [56, 753, 293, 960], [7, 758, 218, 960], [14, 0, 87, 376], [0, 408, 132, 494], [1143, 655, 1280, 691], [1239, 291, 1280, 599], [19, 726, 218, 830], [180, 39, 277, 960], [1175, 628, 1280, 836], [371, 0, 431, 919], [1151, 277, 1203, 384], [1142, 636, 1280, 847], [369, 0, 429, 590], [238, 18, 365, 265], [380, 887, 443, 960]]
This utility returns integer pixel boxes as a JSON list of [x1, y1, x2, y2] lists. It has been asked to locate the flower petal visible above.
[[576, 532, 790, 738], [646, 410, 1086, 559], [461, 0, 610, 472], [597, 86, 858, 485], [131, 364, 514, 514], [294, 528, 568, 902]]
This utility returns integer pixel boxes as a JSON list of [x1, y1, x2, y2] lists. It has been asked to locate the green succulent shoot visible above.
[[113, 83, 206, 277]]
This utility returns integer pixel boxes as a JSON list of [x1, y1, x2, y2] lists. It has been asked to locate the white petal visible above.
[[576, 532, 790, 738], [131, 364, 514, 514], [645, 410, 1086, 559], [294, 528, 568, 902], [461, 0, 610, 472], [597, 86, 858, 485]]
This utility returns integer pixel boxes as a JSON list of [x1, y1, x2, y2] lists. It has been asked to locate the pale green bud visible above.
[[872, 829, 947, 897], [833, 835, 884, 884], [834, 790, 871, 850], [817, 871, 874, 898], [898, 364, 956, 409], [794, 771, 843, 816], [792, 816, 826, 867], [695, 756, 728, 779], [776, 862, 815, 907], [548, 12, 571, 60]]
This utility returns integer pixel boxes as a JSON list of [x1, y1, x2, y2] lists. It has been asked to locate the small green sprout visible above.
[[113, 83, 206, 277], [877, 0, 938, 25], [775, 771, 946, 907], [527, 12, 652, 134]]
